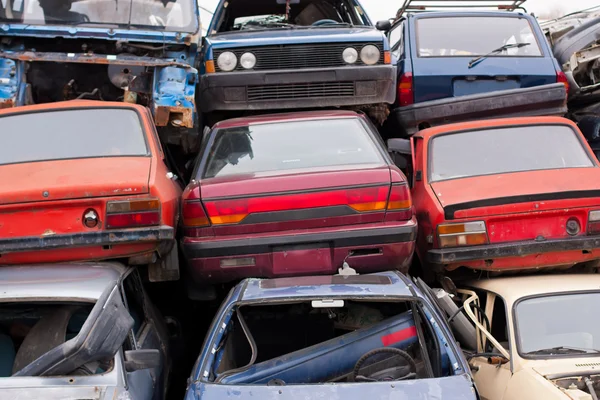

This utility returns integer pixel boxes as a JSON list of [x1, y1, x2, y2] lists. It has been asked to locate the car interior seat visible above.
[[12, 306, 79, 374], [0, 333, 16, 377]]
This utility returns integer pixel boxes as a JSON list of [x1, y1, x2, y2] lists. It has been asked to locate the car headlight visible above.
[[360, 45, 380, 65], [342, 47, 358, 64], [240, 52, 257, 69], [217, 51, 237, 72]]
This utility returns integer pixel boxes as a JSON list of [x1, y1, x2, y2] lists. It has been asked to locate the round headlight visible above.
[[240, 52, 257, 69], [217, 51, 237, 72], [342, 47, 358, 64], [360, 45, 381, 65]]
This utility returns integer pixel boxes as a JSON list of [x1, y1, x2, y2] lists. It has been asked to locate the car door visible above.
[[120, 270, 167, 400], [463, 289, 513, 400]]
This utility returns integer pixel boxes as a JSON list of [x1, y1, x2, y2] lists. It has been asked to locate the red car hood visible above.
[[1, 157, 151, 205], [430, 168, 600, 217], [201, 164, 391, 198]]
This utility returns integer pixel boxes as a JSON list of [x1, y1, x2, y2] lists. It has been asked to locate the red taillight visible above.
[[557, 70, 569, 93], [398, 72, 414, 107], [588, 210, 600, 235], [105, 199, 161, 229], [385, 184, 413, 221], [203, 186, 391, 226], [182, 185, 211, 228]]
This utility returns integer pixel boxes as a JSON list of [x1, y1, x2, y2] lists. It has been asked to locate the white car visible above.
[[438, 274, 600, 400]]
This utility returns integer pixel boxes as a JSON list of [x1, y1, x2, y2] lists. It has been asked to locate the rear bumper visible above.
[[0, 226, 175, 254], [182, 221, 417, 283], [391, 83, 568, 136], [428, 236, 600, 265], [199, 65, 396, 112]]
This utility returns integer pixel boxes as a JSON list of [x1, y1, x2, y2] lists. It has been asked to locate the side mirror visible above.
[[124, 349, 161, 372], [387, 138, 412, 155], [376, 19, 392, 31]]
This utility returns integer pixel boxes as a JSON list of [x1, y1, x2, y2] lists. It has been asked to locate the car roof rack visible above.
[[396, 0, 528, 18]]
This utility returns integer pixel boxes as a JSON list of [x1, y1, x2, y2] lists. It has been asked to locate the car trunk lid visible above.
[[196, 376, 476, 400], [200, 164, 393, 235], [431, 169, 600, 243], [1, 158, 151, 205]]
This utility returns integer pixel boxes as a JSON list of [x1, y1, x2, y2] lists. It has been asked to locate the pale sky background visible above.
[[198, 0, 600, 32]]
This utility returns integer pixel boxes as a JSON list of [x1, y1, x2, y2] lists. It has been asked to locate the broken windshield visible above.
[[0, 0, 198, 33]]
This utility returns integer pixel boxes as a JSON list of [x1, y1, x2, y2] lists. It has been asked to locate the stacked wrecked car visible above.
[[2, 0, 600, 399]]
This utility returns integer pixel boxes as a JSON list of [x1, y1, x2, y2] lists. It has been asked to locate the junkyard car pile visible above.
[[2, 0, 600, 399]]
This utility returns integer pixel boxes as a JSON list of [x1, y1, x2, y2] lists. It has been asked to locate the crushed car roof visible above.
[[0, 263, 127, 302], [239, 271, 416, 301], [464, 274, 600, 304]]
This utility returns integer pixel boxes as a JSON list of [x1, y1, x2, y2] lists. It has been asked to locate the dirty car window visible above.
[[416, 17, 542, 57], [203, 119, 383, 179], [0, 0, 198, 33], [429, 125, 594, 182], [0, 108, 148, 165], [515, 293, 600, 356]]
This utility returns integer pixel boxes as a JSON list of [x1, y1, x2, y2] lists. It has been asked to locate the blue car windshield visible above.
[[0, 0, 198, 33]]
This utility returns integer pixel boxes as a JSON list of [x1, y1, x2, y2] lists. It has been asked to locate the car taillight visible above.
[[398, 72, 414, 107], [202, 186, 392, 226], [105, 199, 161, 229], [437, 221, 489, 248], [588, 210, 600, 235], [557, 70, 569, 93], [385, 184, 413, 221]]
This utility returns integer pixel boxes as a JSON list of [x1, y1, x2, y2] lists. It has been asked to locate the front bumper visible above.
[[391, 83, 568, 136], [199, 65, 396, 112], [0, 226, 175, 254], [428, 236, 600, 265]]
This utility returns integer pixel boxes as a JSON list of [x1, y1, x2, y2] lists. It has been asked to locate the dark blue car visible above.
[[185, 271, 478, 400], [199, 0, 396, 126], [385, 8, 569, 136]]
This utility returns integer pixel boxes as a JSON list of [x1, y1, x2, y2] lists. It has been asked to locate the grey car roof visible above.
[[0, 263, 128, 302]]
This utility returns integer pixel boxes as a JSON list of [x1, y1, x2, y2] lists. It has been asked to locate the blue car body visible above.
[[199, 0, 396, 124], [387, 10, 568, 136], [185, 271, 478, 400], [0, 0, 201, 152]]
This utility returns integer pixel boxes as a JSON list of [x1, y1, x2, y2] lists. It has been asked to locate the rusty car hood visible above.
[[0, 157, 151, 205], [429, 168, 600, 218], [192, 375, 477, 400]]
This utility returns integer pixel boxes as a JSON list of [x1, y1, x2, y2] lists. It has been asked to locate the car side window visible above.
[[389, 21, 404, 57], [121, 271, 148, 350]]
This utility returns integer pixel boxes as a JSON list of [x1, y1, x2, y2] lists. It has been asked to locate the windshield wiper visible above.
[[468, 42, 530, 68], [526, 346, 600, 355]]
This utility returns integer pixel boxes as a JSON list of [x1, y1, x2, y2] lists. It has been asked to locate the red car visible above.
[[181, 111, 417, 284], [0, 101, 182, 281], [388, 116, 600, 278]]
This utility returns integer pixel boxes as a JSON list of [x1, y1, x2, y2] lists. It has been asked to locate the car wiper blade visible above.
[[526, 346, 600, 355], [468, 42, 530, 68]]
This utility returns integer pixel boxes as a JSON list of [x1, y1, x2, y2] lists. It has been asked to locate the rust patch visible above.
[[154, 105, 194, 128]]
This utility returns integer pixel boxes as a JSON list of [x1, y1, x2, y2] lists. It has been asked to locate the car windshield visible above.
[[0, 0, 198, 33], [214, 0, 369, 33], [0, 108, 148, 166], [416, 17, 542, 57], [429, 125, 595, 182], [202, 118, 383, 179], [515, 292, 600, 356]]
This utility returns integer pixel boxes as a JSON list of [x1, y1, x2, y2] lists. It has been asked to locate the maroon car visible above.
[[181, 111, 417, 284]]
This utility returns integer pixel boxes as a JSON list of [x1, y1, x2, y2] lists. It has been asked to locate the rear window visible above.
[[416, 16, 542, 57], [429, 125, 595, 182], [202, 118, 383, 179], [0, 108, 148, 166]]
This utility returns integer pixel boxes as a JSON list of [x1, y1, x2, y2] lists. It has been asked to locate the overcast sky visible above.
[[198, 0, 600, 28]]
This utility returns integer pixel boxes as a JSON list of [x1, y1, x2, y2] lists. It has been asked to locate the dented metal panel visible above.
[[151, 66, 197, 128]]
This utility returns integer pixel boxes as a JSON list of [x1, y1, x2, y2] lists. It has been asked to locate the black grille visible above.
[[214, 42, 385, 72], [247, 81, 355, 101]]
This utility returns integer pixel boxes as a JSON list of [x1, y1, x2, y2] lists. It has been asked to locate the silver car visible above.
[[0, 263, 170, 400]]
